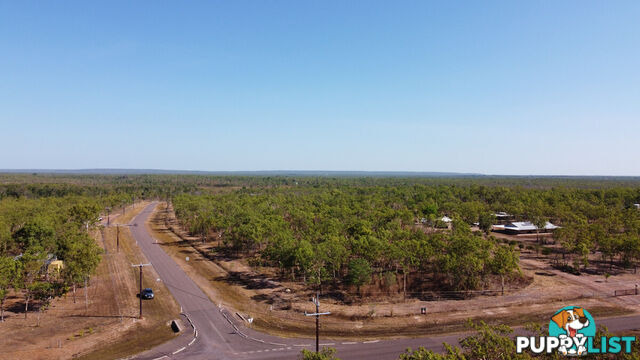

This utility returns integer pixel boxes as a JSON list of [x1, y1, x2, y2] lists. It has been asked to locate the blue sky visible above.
[[1, 1, 639, 175]]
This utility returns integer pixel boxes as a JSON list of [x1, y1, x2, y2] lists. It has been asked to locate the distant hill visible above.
[[0, 169, 638, 180], [0, 169, 480, 177]]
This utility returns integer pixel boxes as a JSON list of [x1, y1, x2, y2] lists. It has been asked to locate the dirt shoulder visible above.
[[0, 201, 182, 360], [147, 203, 638, 340]]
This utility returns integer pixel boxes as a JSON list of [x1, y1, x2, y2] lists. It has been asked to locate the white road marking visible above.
[[152, 356, 168, 360], [320, 343, 335, 346], [342, 342, 357, 345], [188, 338, 196, 346], [363, 340, 380, 344], [173, 347, 186, 354]]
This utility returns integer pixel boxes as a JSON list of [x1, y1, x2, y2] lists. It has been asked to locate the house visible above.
[[634, 204, 640, 210], [492, 211, 514, 224], [43, 254, 63, 275], [440, 216, 452, 223], [493, 211, 512, 219], [501, 221, 559, 234], [47, 260, 64, 274]]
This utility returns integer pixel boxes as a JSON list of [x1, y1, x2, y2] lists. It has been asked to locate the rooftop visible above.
[[504, 221, 559, 231]]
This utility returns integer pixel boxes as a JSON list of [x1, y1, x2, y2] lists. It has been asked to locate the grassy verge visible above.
[[248, 305, 633, 340]]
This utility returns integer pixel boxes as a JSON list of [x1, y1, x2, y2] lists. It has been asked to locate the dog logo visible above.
[[517, 306, 634, 355], [549, 306, 596, 356]]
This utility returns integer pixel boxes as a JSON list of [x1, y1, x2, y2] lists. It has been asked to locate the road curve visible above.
[[128, 203, 640, 360]]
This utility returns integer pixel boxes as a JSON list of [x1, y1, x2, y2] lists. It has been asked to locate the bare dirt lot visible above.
[[149, 203, 640, 339], [0, 202, 182, 360]]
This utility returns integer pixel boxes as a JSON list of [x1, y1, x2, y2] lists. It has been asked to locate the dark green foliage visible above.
[[299, 347, 341, 360], [347, 258, 372, 293], [0, 255, 20, 321], [478, 212, 496, 234]]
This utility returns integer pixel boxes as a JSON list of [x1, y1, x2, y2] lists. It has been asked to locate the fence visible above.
[[614, 287, 638, 297]]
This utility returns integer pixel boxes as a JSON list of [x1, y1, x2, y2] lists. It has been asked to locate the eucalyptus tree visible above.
[[0, 256, 20, 321], [347, 258, 372, 296], [63, 232, 103, 308], [18, 246, 47, 319]]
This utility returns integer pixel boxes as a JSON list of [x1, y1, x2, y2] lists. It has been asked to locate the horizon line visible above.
[[1, 168, 640, 178]]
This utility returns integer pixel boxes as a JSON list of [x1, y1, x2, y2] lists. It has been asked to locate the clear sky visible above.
[[1, 1, 639, 175]]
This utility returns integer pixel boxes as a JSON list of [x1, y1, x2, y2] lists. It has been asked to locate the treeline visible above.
[[3, 173, 640, 197], [0, 195, 108, 321], [0, 177, 195, 201]]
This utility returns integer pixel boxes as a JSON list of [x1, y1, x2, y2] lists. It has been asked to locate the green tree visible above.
[[63, 233, 103, 308], [31, 281, 54, 326], [531, 215, 547, 245], [13, 219, 57, 253], [478, 213, 495, 234], [0, 256, 20, 321], [318, 236, 347, 281], [69, 200, 101, 231], [398, 346, 465, 360], [18, 246, 47, 319], [347, 258, 372, 296], [490, 244, 520, 295], [459, 320, 530, 360], [299, 347, 341, 360]]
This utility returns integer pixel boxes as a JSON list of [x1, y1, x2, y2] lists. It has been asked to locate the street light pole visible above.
[[131, 263, 151, 319], [304, 291, 330, 353]]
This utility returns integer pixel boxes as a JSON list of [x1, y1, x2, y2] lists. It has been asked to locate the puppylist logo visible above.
[[516, 306, 636, 356]]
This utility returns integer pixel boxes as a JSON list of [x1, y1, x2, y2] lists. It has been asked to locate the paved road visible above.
[[128, 203, 640, 360]]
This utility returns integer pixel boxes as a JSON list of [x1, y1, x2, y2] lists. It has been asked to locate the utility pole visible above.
[[131, 263, 151, 319], [111, 223, 135, 252], [304, 291, 330, 353], [106, 207, 111, 226]]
